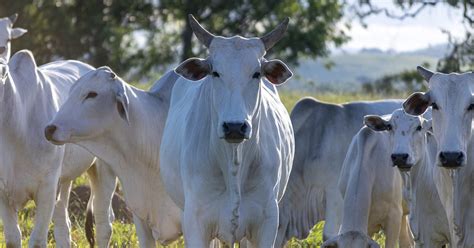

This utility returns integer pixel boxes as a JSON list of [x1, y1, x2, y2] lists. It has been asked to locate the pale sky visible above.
[[340, 1, 468, 52]]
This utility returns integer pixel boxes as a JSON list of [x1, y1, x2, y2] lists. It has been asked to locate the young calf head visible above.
[[45, 67, 129, 145], [364, 109, 430, 171], [403, 66, 474, 169]]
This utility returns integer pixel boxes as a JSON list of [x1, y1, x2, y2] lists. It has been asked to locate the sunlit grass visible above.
[[0, 91, 402, 247]]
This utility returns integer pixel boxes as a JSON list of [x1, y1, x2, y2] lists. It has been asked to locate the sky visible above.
[[340, 2, 468, 52]]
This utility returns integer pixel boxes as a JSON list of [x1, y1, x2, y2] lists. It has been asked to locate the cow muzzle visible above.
[[222, 121, 250, 143], [391, 153, 412, 171], [44, 124, 66, 145], [439, 151, 464, 169]]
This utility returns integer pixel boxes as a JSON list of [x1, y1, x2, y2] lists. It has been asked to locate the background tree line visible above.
[[0, 0, 472, 87]]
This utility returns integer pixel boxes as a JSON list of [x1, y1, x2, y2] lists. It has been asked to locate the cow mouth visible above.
[[394, 163, 413, 171], [48, 138, 67, 146]]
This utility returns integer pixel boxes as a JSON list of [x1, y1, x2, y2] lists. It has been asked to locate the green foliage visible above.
[[361, 62, 430, 94], [1, 0, 348, 80]]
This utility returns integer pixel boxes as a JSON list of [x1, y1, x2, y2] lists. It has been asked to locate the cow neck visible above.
[[205, 79, 263, 243], [82, 86, 164, 173]]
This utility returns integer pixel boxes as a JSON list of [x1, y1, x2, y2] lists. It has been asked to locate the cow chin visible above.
[[395, 164, 413, 172]]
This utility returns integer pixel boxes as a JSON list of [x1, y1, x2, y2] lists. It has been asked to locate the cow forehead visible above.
[[430, 73, 474, 100], [390, 109, 422, 129], [209, 36, 265, 72], [70, 69, 114, 94]]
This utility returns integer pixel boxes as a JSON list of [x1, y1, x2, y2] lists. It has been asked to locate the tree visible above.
[[0, 0, 349, 80]]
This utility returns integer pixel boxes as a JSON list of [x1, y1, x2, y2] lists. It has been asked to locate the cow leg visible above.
[[52, 179, 73, 248], [87, 162, 117, 248], [399, 215, 414, 248], [183, 205, 212, 248], [133, 213, 156, 247], [323, 189, 342, 241], [384, 208, 402, 248], [0, 196, 21, 247], [249, 199, 279, 248], [29, 181, 57, 248]]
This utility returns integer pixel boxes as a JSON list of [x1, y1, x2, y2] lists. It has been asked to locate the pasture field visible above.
[[0, 90, 405, 247]]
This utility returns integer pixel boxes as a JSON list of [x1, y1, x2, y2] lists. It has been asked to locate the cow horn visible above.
[[417, 66, 434, 82], [260, 17, 290, 51], [8, 13, 18, 25], [188, 14, 215, 48]]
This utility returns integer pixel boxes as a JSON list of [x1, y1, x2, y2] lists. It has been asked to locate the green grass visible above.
[[0, 91, 404, 247]]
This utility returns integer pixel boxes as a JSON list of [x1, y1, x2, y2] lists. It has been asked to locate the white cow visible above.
[[160, 15, 294, 247], [403, 66, 474, 247], [0, 13, 27, 62], [321, 109, 418, 248], [45, 67, 184, 247], [362, 110, 453, 247], [0, 50, 116, 248], [276, 98, 402, 247]]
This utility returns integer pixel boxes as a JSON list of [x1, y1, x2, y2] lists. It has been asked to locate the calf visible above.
[[364, 111, 453, 247], [46, 67, 183, 247], [322, 109, 418, 248]]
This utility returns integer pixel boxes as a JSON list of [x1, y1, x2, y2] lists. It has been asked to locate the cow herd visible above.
[[0, 12, 472, 248]]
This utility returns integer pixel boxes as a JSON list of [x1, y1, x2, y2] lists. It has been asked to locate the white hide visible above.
[[404, 69, 474, 247], [0, 50, 102, 247], [321, 110, 414, 248], [47, 68, 183, 247], [160, 36, 294, 246], [366, 109, 453, 247], [275, 98, 402, 247]]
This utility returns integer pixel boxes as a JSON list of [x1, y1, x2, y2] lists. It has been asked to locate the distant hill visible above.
[[282, 44, 446, 92]]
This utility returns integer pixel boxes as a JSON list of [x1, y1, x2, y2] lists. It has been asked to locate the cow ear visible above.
[[11, 28, 27, 39], [403, 92, 431, 116], [262, 59, 292, 85], [175, 58, 211, 81], [364, 115, 390, 131], [114, 82, 130, 124]]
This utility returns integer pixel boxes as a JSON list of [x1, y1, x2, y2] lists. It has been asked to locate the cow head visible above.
[[0, 14, 27, 61], [403, 66, 474, 169], [364, 109, 430, 171], [321, 231, 380, 248], [175, 15, 292, 144], [45, 67, 129, 145]]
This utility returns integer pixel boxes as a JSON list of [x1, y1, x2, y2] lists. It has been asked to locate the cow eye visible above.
[[431, 102, 439, 110], [416, 125, 422, 131], [468, 104, 474, 111], [252, 72, 261, 79], [85, 91, 98, 99], [212, 71, 220, 78]]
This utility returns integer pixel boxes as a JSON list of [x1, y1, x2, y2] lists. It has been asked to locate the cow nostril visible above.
[[44, 125, 57, 140], [402, 154, 409, 160], [222, 123, 230, 134], [240, 123, 248, 134]]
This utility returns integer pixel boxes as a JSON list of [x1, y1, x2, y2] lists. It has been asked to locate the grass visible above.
[[0, 90, 405, 247]]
